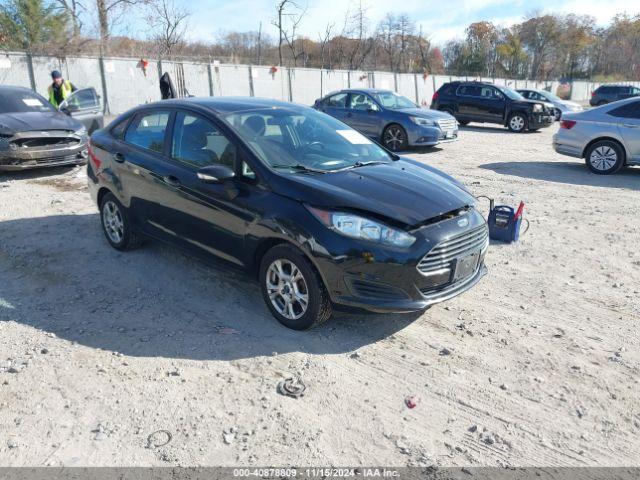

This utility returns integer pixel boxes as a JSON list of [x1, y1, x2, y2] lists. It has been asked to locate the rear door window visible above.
[[125, 111, 170, 153], [608, 101, 640, 119], [457, 85, 481, 97], [348, 93, 376, 111]]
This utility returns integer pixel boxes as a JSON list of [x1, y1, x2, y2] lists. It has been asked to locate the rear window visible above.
[[125, 111, 170, 153], [457, 85, 481, 97]]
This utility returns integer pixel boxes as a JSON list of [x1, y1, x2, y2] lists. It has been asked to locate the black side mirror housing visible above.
[[197, 165, 235, 184]]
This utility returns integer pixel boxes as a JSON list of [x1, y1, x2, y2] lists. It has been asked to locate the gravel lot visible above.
[[0, 123, 638, 467]]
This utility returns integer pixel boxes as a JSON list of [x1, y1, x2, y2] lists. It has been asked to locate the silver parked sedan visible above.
[[553, 97, 640, 174]]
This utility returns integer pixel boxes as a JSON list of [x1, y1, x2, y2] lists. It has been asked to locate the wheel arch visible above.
[[252, 237, 331, 294], [97, 186, 113, 207], [582, 137, 628, 162]]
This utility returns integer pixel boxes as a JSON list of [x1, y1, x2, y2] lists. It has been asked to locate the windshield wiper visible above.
[[271, 164, 327, 174], [338, 160, 390, 170]]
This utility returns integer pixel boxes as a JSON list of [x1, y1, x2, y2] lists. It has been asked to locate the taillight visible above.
[[432, 91, 439, 102], [87, 140, 102, 169], [560, 120, 576, 129], [591, 91, 595, 97]]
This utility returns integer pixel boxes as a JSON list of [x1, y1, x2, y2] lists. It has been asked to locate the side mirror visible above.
[[197, 165, 235, 184]]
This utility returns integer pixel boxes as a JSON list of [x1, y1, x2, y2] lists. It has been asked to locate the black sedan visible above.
[[88, 97, 488, 329], [0, 86, 102, 171]]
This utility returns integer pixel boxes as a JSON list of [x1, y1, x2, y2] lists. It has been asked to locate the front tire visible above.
[[99, 192, 142, 250], [259, 245, 332, 330], [585, 140, 625, 174], [382, 124, 408, 151], [507, 113, 527, 133]]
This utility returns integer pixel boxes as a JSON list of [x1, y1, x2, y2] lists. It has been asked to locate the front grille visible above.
[[34, 154, 82, 165], [417, 224, 489, 275], [14, 137, 79, 149], [437, 118, 457, 131], [347, 278, 408, 301]]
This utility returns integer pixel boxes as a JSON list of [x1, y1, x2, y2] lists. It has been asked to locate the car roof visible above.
[[326, 88, 393, 96], [129, 96, 309, 115]]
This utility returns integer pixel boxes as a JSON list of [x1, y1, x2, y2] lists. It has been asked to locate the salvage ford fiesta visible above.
[[0, 86, 89, 171], [88, 97, 488, 329]]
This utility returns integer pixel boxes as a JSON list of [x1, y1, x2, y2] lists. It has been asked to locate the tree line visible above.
[[1, 0, 639, 81]]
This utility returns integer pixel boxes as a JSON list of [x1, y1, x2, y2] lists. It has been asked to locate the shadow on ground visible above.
[[0, 214, 422, 361], [460, 124, 547, 134], [0, 165, 80, 182], [480, 160, 640, 190]]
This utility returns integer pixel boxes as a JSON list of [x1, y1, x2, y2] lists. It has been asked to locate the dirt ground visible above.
[[0, 123, 638, 467]]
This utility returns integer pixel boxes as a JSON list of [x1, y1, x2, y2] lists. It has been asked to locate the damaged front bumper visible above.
[[0, 130, 88, 171]]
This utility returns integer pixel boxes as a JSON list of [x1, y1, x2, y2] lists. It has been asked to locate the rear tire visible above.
[[382, 124, 408, 152], [458, 120, 470, 126], [507, 113, 527, 133], [585, 140, 625, 175], [99, 192, 143, 250], [259, 245, 332, 330]]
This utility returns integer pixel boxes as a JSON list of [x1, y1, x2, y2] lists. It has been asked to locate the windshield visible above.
[[222, 108, 393, 173], [0, 90, 54, 114], [496, 86, 525, 101], [373, 91, 416, 109], [539, 90, 561, 102]]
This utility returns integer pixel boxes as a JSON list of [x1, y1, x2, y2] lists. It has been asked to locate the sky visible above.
[[175, 0, 640, 46]]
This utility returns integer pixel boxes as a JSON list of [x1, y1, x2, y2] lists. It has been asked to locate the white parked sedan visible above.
[[553, 97, 640, 174], [518, 88, 584, 121]]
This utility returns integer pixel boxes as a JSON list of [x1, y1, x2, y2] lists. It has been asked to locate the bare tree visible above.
[[145, 0, 189, 58], [95, 0, 140, 54], [272, 0, 306, 66], [53, 0, 84, 38], [318, 22, 333, 69]]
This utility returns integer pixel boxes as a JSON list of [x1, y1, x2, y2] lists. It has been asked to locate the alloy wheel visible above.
[[589, 146, 618, 171], [265, 259, 309, 320], [102, 200, 124, 244], [384, 126, 405, 150], [509, 115, 525, 131]]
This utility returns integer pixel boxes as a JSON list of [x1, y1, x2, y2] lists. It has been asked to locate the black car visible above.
[[0, 85, 103, 171], [590, 84, 640, 106], [88, 97, 488, 330], [431, 81, 555, 132]]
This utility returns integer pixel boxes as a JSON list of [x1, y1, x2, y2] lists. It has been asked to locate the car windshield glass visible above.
[[0, 90, 55, 114], [539, 91, 561, 102], [222, 108, 393, 173], [496, 86, 525, 100], [373, 91, 416, 109]]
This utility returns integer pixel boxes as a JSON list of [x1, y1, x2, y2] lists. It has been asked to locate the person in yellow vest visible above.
[[48, 70, 77, 108]]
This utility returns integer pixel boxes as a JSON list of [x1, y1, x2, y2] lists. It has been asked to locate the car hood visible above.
[[559, 100, 582, 109], [0, 111, 82, 135], [271, 158, 476, 227], [394, 107, 455, 120]]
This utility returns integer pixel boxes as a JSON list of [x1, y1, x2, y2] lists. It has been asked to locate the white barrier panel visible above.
[[214, 64, 250, 97], [350, 71, 370, 89], [373, 71, 394, 91], [31, 56, 64, 97], [103, 58, 161, 114], [396, 74, 417, 102], [0, 53, 33, 90], [182, 62, 211, 97], [321, 70, 349, 96], [66, 57, 104, 100], [252, 65, 287, 101], [416, 75, 435, 106], [290, 68, 322, 106]]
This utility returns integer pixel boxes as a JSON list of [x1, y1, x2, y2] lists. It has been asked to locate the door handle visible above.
[[346, 112, 353, 117], [113, 152, 125, 163], [163, 175, 181, 187], [623, 124, 639, 128]]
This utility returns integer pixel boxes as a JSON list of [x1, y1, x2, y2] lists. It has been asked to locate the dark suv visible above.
[[589, 85, 640, 106], [431, 81, 555, 132]]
